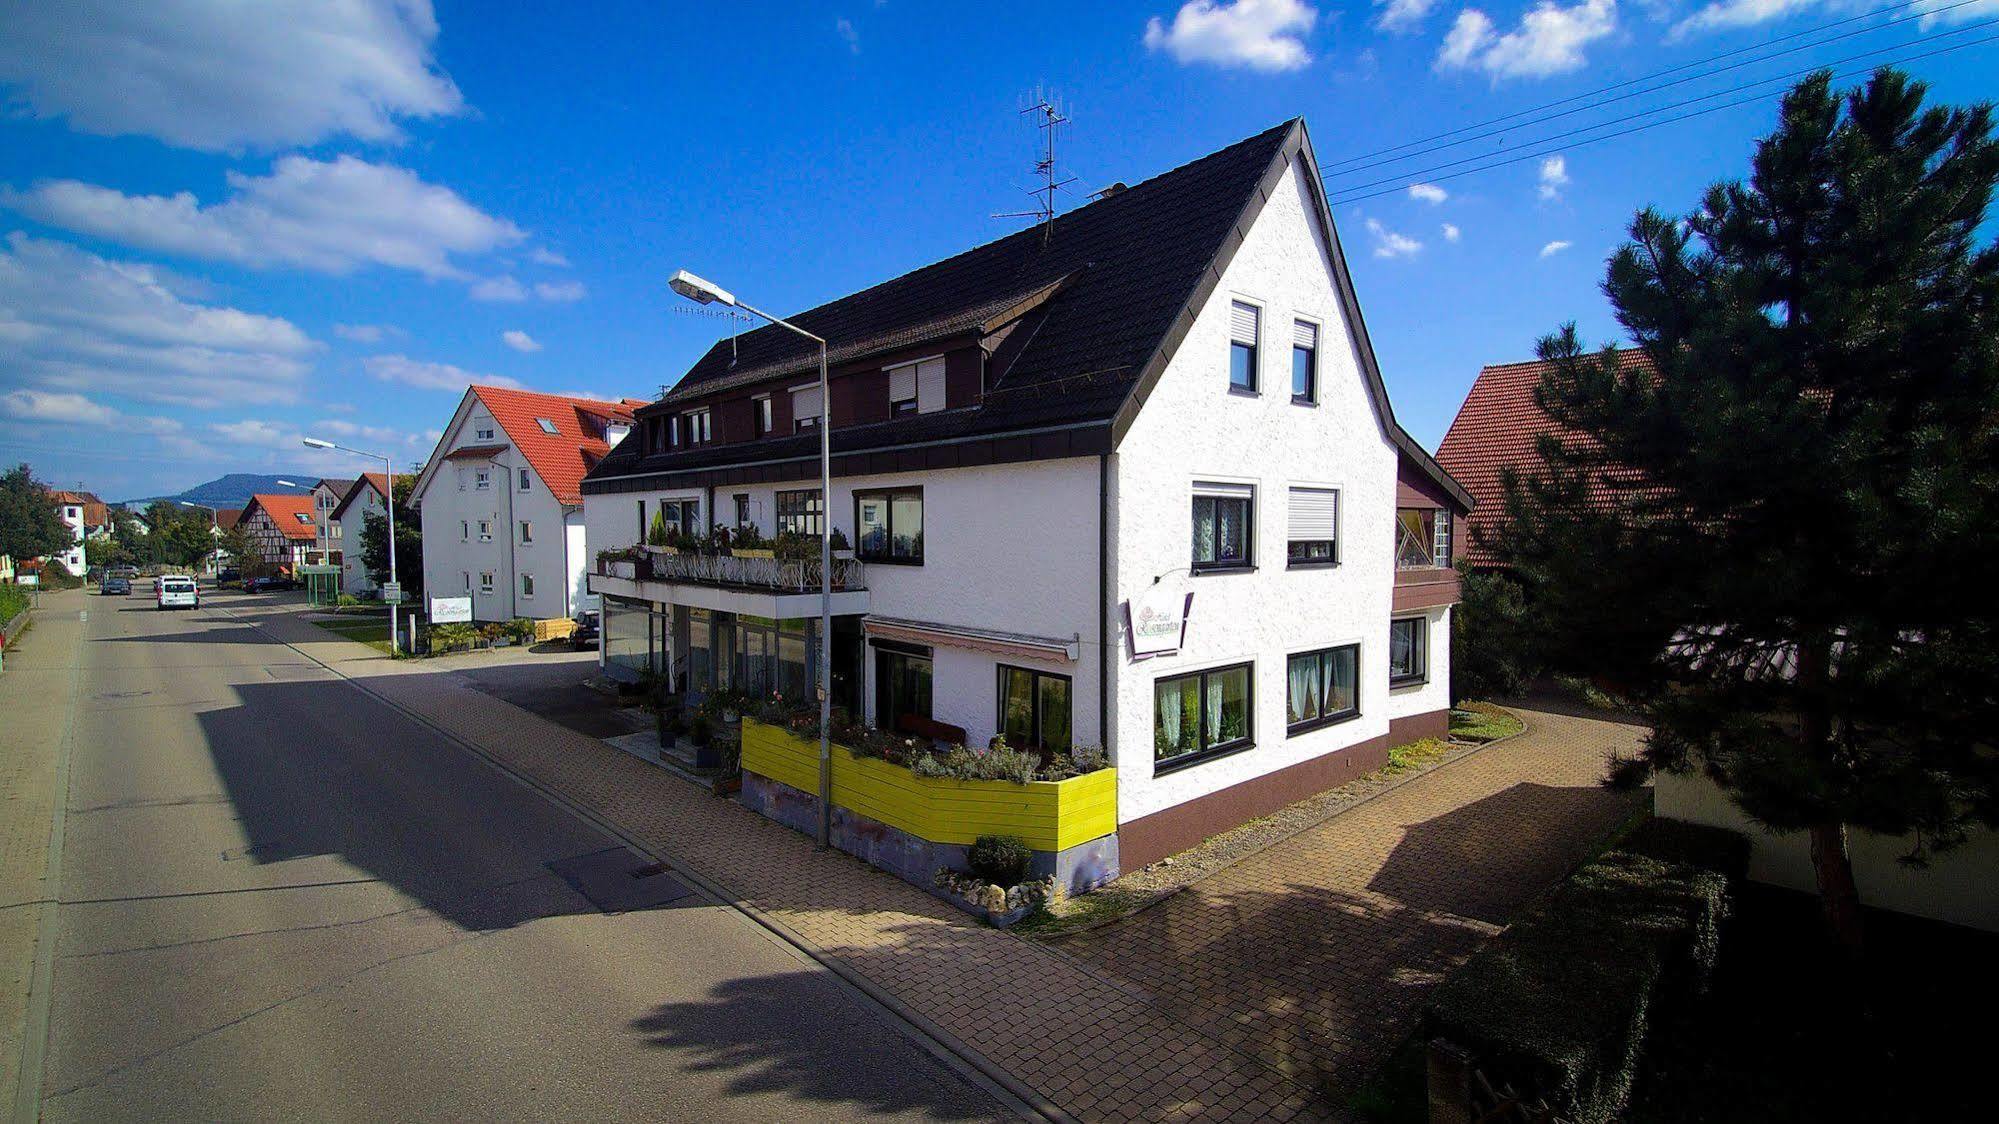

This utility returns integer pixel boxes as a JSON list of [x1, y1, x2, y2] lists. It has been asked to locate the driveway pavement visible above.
[[1051, 709, 1649, 1095]]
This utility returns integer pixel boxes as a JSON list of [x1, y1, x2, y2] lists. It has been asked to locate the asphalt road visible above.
[[15, 589, 1009, 1122]]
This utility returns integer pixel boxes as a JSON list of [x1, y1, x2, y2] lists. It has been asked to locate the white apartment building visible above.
[[410, 386, 639, 623], [302, 478, 353, 569], [327, 474, 406, 595], [580, 119, 1470, 875]]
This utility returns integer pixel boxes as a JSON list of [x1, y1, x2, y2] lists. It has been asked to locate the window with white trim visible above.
[[1287, 486, 1338, 565], [1229, 300, 1259, 392], [519, 520, 532, 544], [475, 424, 495, 441], [754, 395, 773, 436], [685, 409, 711, 444], [1292, 320, 1318, 402], [475, 469, 491, 490], [518, 467, 531, 491], [461, 571, 470, 591], [520, 572, 535, 598], [887, 363, 919, 415], [477, 520, 492, 542], [460, 519, 469, 542], [1192, 481, 1254, 571], [478, 571, 494, 593]]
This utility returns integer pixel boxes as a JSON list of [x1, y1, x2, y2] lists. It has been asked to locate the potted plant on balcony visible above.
[[830, 527, 854, 561], [597, 545, 641, 580], [729, 524, 774, 559], [644, 510, 676, 554]]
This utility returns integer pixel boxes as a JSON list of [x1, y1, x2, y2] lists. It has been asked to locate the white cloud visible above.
[[1443, 222, 1462, 242], [363, 353, 520, 392], [528, 247, 570, 268], [1435, 1, 1617, 80], [1916, 0, 1999, 26], [1366, 218, 1423, 259], [313, 417, 432, 449], [332, 323, 404, 343], [1408, 182, 1449, 204], [470, 275, 527, 302], [0, 232, 315, 406], [1669, 0, 1822, 38], [1375, 0, 1438, 32], [1538, 154, 1571, 200], [4, 156, 525, 281], [0, 0, 462, 152], [501, 329, 542, 353], [534, 280, 587, 302], [836, 17, 861, 54], [0, 389, 182, 436], [1143, 0, 1318, 72], [1540, 239, 1573, 257]]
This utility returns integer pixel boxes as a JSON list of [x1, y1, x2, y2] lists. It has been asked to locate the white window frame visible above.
[[475, 469, 491, 491], [477, 519, 492, 542], [518, 467, 532, 491], [519, 520, 532, 544], [1228, 298, 1261, 393], [1285, 484, 1340, 567], [520, 572, 535, 598], [479, 571, 494, 593], [475, 425, 495, 441], [460, 520, 469, 542]]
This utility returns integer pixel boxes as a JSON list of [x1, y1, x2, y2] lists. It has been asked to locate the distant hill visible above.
[[121, 473, 314, 511]]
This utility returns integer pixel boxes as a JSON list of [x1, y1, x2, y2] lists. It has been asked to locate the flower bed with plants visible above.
[[740, 699, 1115, 854], [426, 617, 536, 654]]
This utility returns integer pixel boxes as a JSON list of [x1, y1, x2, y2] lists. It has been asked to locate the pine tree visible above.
[[1493, 69, 1999, 953]]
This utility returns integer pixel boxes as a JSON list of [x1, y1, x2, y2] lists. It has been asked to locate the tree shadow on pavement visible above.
[[628, 970, 1010, 1121]]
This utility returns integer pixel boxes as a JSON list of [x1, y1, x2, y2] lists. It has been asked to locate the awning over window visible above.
[[863, 615, 1079, 663]]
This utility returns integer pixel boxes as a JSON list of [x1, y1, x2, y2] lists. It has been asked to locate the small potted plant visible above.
[[729, 524, 774, 559], [644, 510, 675, 554], [829, 526, 854, 560]]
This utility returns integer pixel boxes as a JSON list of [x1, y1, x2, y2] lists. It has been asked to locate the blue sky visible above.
[[2, 0, 1994, 500]]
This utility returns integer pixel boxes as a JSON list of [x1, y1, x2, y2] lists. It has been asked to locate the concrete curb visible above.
[[227, 603, 1065, 1124]]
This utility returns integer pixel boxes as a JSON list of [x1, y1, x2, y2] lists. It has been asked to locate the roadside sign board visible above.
[[1125, 584, 1192, 659], [17, 574, 37, 587], [429, 596, 471, 623], [380, 581, 403, 604]]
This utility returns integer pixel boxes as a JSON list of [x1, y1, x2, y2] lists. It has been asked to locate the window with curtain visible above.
[[1287, 644, 1359, 733], [1390, 617, 1427, 684], [1154, 662, 1253, 768], [1292, 319, 1317, 402], [1193, 482, 1254, 570], [1287, 486, 1338, 565], [998, 665, 1072, 754], [855, 488, 923, 563], [776, 489, 823, 536], [1229, 301, 1259, 391]]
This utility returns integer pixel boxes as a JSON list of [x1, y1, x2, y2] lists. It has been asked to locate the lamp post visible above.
[[178, 501, 218, 577], [669, 268, 834, 850], [301, 441, 399, 654]]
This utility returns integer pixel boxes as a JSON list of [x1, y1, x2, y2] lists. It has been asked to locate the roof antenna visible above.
[[993, 88, 1074, 245]]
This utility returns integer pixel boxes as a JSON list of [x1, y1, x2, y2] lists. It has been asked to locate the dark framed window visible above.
[[776, 489, 823, 536], [876, 643, 932, 731], [1287, 644, 1359, 734], [1390, 617, 1428, 685], [685, 409, 711, 445], [1192, 483, 1254, 571], [1396, 507, 1445, 569], [754, 396, 772, 437], [662, 498, 700, 538], [1287, 486, 1339, 566], [1154, 662, 1253, 770], [1229, 300, 1259, 392], [1292, 320, 1318, 402], [734, 493, 751, 527], [998, 665, 1072, 754], [854, 487, 923, 563]]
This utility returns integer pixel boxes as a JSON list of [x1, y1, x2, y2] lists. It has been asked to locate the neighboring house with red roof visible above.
[[304, 478, 355, 568], [1434, 347, 1654, 567], [328, 473, 413, 595], [238, 494, 319, 572], [410, 386, 641, 621], [45, 489, 106, 575]]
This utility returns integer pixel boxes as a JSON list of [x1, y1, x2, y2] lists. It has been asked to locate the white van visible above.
[[157, 575, 199, 611]]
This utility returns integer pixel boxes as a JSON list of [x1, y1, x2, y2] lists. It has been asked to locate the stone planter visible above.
[[606, 560, 636, 580]]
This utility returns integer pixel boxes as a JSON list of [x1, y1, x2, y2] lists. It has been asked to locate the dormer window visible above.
[[685, 409, 711, 444], [886, 356, 946, 415], [889, 365, 918, 415], [792, 384, 823, 432], [754, 395, 773, 437]]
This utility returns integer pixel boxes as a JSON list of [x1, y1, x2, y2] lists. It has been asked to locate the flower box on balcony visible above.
[[739, 717, 1119, 898], [730, 548, 775, 559], [606, 560, 636, 580]]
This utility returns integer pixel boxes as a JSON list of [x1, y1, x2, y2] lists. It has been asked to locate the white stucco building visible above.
[[581, 119, 1470, 871], [410, 386, 640, 623], [327, 473, 409, 596]]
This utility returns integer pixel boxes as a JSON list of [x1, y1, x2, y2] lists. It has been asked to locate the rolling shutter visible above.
[[1194, 480, 1254, 501], [1230, 301, 1259, 345], [916, 357, 947, 413], [792, 384, 823, 421], [888, 364, 917, 403], [1293, 320, 1317, 350], [1288, 487, 1338, 541]]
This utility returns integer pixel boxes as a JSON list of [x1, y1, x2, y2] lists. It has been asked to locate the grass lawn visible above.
[[310, 616, 395, 655], [1448, 700, 1524, 742]]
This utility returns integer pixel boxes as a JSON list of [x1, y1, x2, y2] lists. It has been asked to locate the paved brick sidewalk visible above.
[[244, 602, 1644, 1120], [1053, 709, 1649, 1097]]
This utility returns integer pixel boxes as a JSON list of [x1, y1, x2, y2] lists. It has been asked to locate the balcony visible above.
[[1394, 507, 1461, 610], [588, 546, 870, 618]]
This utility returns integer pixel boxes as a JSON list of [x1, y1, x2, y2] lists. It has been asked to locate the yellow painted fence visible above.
[[740, 718, 1117, 852]]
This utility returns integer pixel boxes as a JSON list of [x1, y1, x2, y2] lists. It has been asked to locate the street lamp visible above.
[[179, 501, 218, 577], [302, 438, 401, 655], [669, 268, 835, 850]]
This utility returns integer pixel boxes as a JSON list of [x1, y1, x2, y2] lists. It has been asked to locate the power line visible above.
[[1324, 23, 1999, 209], [1320, 0, 1967, 177], [1322, 0, 1988, 182]]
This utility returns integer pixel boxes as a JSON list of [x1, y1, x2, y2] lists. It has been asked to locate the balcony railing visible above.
[[600, 547, 866, 593]]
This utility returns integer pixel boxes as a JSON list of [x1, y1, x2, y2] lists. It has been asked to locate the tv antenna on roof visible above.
[[994, 89, 1075, 244]]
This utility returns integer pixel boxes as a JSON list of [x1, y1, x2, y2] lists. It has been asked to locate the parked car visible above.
[[156, 575, 198, 610], [100, 577, 131, 596], [216, 567, 241, 587], [244, 575, 297, 593], [570, 609, 600, 650]]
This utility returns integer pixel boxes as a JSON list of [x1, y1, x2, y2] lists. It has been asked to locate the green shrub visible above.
[[1423, 849, 1730, 1124], [0, 583, 28, 623], [967, 834, 1033, 888]]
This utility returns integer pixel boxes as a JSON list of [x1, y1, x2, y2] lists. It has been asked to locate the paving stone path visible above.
[[248, 602, 1646, 1121]]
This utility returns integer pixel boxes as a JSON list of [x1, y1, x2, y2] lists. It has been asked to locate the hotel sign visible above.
[[1126, 584, 1192, 659]]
